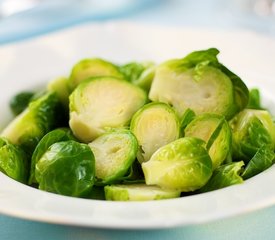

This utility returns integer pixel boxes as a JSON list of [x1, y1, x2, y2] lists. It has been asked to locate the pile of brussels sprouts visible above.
[[1, 48, 275, 201]]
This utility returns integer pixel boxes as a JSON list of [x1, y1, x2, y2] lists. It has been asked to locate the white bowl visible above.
[[0, 22, 275, 229]]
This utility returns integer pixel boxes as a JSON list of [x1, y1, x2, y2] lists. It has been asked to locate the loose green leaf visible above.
[[9, 91, 34, 116], [200, 161, 244, 192]]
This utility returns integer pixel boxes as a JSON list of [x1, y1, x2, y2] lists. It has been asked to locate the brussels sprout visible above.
[[200, 161, 244, 192], [104, 184, 181, 201], [68, 58, 124, 90], [69, 77, 147, 142], [180, 108, 196, 131], [35, 140, 95, 197], [120, 62, 155, 91], [149, 48, 249, 119], [230, 109, 275, 161], [184, 114, 232, 169], [142, 137, 212, 192], [0, 138, 28, 183], [247, 88, 262, 110], [47, 77, 70, 108], [88, 130, 138, 184], [89, 186, 106, 200], [1, 92, 62, 156], [242, 146, 275, 180], [29, 128, 76, 184], [130, 102, 180, 163], [9, 91, 34, 116]]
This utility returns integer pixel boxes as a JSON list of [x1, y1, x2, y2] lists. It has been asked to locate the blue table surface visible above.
[[1, 0, 275, 239]]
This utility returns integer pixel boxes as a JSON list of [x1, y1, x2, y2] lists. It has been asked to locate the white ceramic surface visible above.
[[0, 22, 275, 229]]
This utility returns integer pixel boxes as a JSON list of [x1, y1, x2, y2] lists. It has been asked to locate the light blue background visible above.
[[1, 0, 275, 239]]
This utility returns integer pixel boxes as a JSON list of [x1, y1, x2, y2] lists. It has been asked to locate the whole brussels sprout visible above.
[[130, 102, 180, 163], [35, 140, 95, 197], [29, 128, 76, 184], [69, 77, 147, 142], [142, 137, 212, 192], [149, 48, 249, 119], [0, 137, 28, 183]]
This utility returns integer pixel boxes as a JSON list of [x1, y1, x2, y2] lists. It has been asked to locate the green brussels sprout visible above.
[[104, 184, 181, 201], [149, 48, 249, 119], [68, 58, 124, 91], [9, 91, 34, 116], [247, 88, 262, 110], [47, 76, 70, 109], [200, 161, 244, 192], [0, 137, 28, 183], [35, 140, 95, 197], [89, 186, 106, 200], [120, 62, 155, 91], [69, 77, 147, 142], [1, 92, 62, 156], [88, 130, 138, 184], [242, 146, 275, 180], [142, 137, 212, 192], [180, 108, 196, 131], [130, 102, 180, 163], [184, 114, 232, 169], [29, 128, 76, 184], [230, 109, 275, 161]]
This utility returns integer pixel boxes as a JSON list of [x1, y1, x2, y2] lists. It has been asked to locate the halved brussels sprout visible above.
[[35, 140, 95, 197], [47, 76, 70, 108], [69, 77, 147, 142], [200, 161, 244, 192], [105, 184, 181, 201], [0, 137, 28, 183], [88, 130, 138, 184], [142, 137, 212, 192], [1, 92, 61, 155], [120, 62, 155, 91], [9, 91, 34, 116], [68, 58, 124, 90], [149, 48, 249, 119], [29, 128, 76, 184], [184, 113, 232, 169], [230, 109, 275, 161], [130, 102, 180, 163], [242, 146, 275, 180]]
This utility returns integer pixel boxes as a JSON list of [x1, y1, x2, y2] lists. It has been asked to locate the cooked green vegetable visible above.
[[130, 102, 180, 163], [69, 77, 147, 142], [149, 48, 249, 119], [9, 91, 34, 116], [142, 137, 212, 192], [47, 77, 70, 108], [35, 140, 95, 197], [29, 128, 76, 184], [88, 130, 138, 184], [247, 88, 262, 110], [68, 58, 124, 91], [0, 137, 28, 183], [2, 49, 274, 202], [230, 109, 275, 161], [1, 92, 62, 156], [104, 184, 181, 201], [200, 161, 244, 192], [180, 108, 196, 131], [120, 62, 155, 91], [242, 146, 275, 180], [184, 114, 232, 169]]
